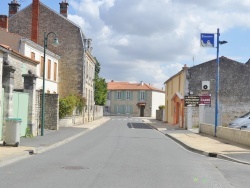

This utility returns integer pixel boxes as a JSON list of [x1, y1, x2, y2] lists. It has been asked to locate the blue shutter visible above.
[[122, 91, 125, 100], [122, 105, 125, 114], [115, 92, 117, 100], [130, 91, 133, 100]]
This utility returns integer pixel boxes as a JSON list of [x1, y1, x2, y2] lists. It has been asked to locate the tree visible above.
[[94, 77, 107, 105], [94, 58, 107, 105]]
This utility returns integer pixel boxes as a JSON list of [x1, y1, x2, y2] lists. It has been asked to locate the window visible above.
[[54, 62, 57, 81], [140, 91, 145, 100], [40, 56, 44, 77], [47, 59, 51, 79], [117, 91, 121, 99], [116, 105, 120, 113], [107, 92, 110, 100], [126, 91, 131, 100], [31, 52, 35, 60]]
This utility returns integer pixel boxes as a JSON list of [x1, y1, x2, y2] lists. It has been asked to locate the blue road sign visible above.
[[200, 33, 214, 47]]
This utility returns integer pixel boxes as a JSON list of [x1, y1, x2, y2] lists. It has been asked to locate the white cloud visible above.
[[68, 0, 250, 89]]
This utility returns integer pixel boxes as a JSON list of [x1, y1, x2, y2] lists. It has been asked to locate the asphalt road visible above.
[[1, 117, 250, 188]]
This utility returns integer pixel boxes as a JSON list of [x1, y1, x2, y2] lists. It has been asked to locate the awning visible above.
[[171, 92, 184, 101], [137, 102, 146, 106]]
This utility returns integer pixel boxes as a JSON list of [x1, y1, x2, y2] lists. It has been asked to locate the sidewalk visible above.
[[143, 118, 250, 165], [0, 117, 110, 167]]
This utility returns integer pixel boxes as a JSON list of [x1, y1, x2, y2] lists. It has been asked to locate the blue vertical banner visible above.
[[200, 33, 214, 47]]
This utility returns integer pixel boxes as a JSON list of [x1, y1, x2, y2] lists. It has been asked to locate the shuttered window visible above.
[[40, 56, 44, 77]]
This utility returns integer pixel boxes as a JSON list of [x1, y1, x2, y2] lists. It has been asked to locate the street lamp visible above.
[[41, 32, 59, 136], [214, 28, 227, 137]]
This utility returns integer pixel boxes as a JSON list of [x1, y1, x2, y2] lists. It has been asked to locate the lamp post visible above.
[[41, 32, 59, 136], [214, 28, 227, 137]]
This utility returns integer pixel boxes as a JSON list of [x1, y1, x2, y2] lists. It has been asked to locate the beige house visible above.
[[164, 65, 187, 127], [106, 81, 165, 117]]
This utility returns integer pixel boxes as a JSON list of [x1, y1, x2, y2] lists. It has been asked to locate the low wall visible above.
[[156, 110, 163, 121], [59, 115, 83, 127], [200, 123, 214, 136], [94, 105, 103, 120], [200, 123, 250, 147], [217, 127, 250, 147]]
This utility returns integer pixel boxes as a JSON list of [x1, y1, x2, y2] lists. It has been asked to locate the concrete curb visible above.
[[144, 122, 250, 166], [0, 150, 32, 167], [33, 118, 110, 154], [217, 154, 250, 165]]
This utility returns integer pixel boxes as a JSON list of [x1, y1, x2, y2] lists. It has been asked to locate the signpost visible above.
[[200, 33, 214, 47], [184, 95, 211, 106], [200, 95, 211, 106], [200, 29, 227, 136]]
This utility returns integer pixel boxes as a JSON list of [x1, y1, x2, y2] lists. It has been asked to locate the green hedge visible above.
[[59, 94, 86, 119]]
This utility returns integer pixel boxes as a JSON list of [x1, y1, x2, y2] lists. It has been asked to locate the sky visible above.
[[1, 0, 250, 89]]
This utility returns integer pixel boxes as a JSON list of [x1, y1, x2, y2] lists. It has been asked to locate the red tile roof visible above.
[[0, 44, 40, 64], [108, 81, 164, 93]]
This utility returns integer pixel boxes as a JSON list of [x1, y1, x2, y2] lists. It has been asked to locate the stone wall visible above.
[[40, 93, 59, 130], [8, 55, 37, 90], [156, 110, 163, 121], [187, 57, 250, 125]]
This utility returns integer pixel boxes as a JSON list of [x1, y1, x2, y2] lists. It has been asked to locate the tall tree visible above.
[[94, 58, 107, 105]]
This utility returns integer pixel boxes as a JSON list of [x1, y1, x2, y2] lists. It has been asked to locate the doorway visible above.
[[140, 106, 145, 117]]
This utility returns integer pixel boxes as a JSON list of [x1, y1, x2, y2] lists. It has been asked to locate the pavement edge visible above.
[[143, 121, 250, 166]]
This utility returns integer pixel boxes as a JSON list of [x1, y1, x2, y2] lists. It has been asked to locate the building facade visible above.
[[0, 44, 40, 139], [164, 65, 187, 127], [106, 81, 165, 117], [0, 28, 60, 93], [164, 57, 250, 127], [5, 0, 96, 122]]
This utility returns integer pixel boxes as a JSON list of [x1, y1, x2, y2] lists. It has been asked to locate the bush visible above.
[[158, 105, 165, 110], [59, 94, 86, 119]]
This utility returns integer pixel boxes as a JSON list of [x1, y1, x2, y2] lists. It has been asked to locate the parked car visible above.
[[229, 111, 250, 128], [240, 124, 250, 131]]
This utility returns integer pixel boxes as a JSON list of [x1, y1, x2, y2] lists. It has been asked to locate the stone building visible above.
[[2, 0, 96, 117], [0, 44, 39, 139], [105, 81, 165, 117], [0, 28, 60, 93], [164, 56, 250, 127], [5, 0, 96, 121]]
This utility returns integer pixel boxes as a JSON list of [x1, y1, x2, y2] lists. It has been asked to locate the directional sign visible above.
[[184, 96, 200, 107], [200, 95, 211, 106], [200, 33, 214, 47]]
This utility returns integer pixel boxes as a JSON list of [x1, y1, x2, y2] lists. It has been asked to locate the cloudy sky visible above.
[[1, 0, 250, 89]]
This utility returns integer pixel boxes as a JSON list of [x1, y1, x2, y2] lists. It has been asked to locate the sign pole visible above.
[[214, 28, 220, 137]]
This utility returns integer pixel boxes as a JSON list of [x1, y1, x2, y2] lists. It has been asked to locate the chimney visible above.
[[182, 64, 188, 71], [140, 81, 144, 85], [87, 39, 92, 51], [31, 0, 39, 43], [0, 15, 8, 31], [8, 0, 20, 17], [59, 1, 69, 18]]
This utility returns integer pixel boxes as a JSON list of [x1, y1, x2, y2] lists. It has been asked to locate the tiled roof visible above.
[[0, 44, 40, 64], [108, 81, 164, 93]]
